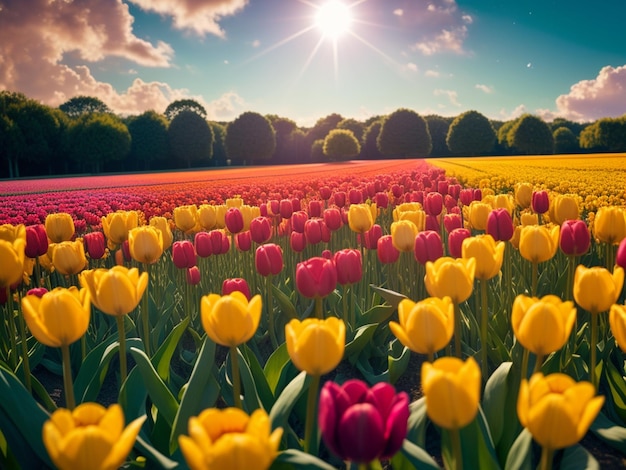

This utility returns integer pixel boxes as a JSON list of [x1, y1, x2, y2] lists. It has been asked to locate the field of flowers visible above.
[[1, 155, 626, 470]]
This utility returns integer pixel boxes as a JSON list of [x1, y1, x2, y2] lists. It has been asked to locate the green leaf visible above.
[[169, 337, 220, 455], [388, 340, 410, 385], [273, 284, 297, 320], [590, 411, 626, 455], [264, 342, 292, 394], [153, 317, 189, 383], [604, 358, 626, 424], [270, 449, 337, 470], [0, 365, 52, 469], [357, 304, 394, 327], [504, 428, 532, 470], [130, 347, 179, 428], [242, 344, 276, 411], [406, 397, 429, 447], [394, 439, 440, 470], [270, 371, 311, 432], [560, 444, 599, 470], [345, 323, 378, 362], [369, 284, 407, 309]]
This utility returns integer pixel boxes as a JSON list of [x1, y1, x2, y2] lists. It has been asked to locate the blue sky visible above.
[[1, 0, 625, 126]]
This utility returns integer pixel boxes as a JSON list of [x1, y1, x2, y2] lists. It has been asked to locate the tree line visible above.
[[1, 91, 625, 178]]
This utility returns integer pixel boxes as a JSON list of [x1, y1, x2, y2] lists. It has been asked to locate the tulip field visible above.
[[2, 154, 626, 470]]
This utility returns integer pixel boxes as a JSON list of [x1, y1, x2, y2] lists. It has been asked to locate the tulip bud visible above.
[[279, 199, 294, 219], [519, 225, 560, 264], [304, 218, 330, 245], [197, 204, 217, 231], [414, 230, 443, 265], [468, 201, 491, 231], [447, 228, 471, 258], [377, 235, 400, 264], [319, 186, 332, 200], [295, 257, 337, 298], [186, 266, 201, 285], [128, 226, 163, 265], [285, 317, 345, 376], [443, 213, 462, 233], [235, 231, 252, 252], [486, 208, 514, 242], [515, 182, 533, 209], [348, 203, 376, 234], [551, 194, 580, 225], [255, 243, 283, 277], [531, 190, 549, 215], [593, 206, 626, 245], [50, 240, 88, 275], [333, 191, 346, 208], [291, 211, 308, 233], [559, 220, 590, 256], [222, 277, 250, 300], [462, 234, 505, 280], [391, 220, 418, 252], [25, 224, 48, 258], [425, 256, 476, 304], [618, 237, 626, 269], [573, 265, 624, 314], [424, 192, 443, 216], [448, 184, 461, 200], [45, 213, 75, 243], [308, 200, 323, 218], [348, 188, 363, 205], [610, 304, 626, 352], [333, 249, 362, 285], [172, 240, 196, 269], [149, 216, 173, 250], [361, 224, 382, 250], [290, 231, 307, 253], [323, 208, 343, 231], [194, 231, 213, 258], [225, 207, 244, 234], [374, 192, 389, 209]]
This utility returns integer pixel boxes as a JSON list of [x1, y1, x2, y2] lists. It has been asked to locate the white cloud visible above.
[[413, 26, 468, 55], [425, 70, 441, 78], [393, 9, 404, 16], [406, 63, 418, 72], [205, 91, 246, 121], [252, 39, 261, 48], [434, 89, 461, 107], [475, 84, 494, 94], [129, 0, 248, 37], [553, 64, 626, 121], [499, 105, 527, 121]]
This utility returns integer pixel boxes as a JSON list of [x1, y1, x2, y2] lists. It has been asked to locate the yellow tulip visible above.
[[518, 224, 559, 264], [45, 213, 75, 243], [43, 402, 145, 470], [214, 204, 227, 229], [593, 206, 626, 245], [390, 297, 454, 355], [390, 220, 418, 252], [573, 265, 624, 314], [511, 295, 577, 357], [197, 204, 217, 231], [514, 182, 533, 209], [468, 201, 491, 231], [128, 226, 163, 264], [149, 216, 173, 250], [50, 240, 88, 275], [79, 266, 148, 316], [517, 372, 604, 450], [240, 204, 258, 232], [609, 304, 626, 352], [226, 196, 244, 208], [174, 205, 199, 233], [0, 226, 26, 287], [520, 211, 538, 226], [421, 357, 481, 430], [101, 210, 138, 247], [285, 317, 345, 376], [461, 234, 505, 280], [348, 203, 375, 234], [424, 257, 476, 304], [550, 194, 580, 225], [21, 286, 90, 347], [393, 202, 423, 221], [492, 194, 514, 215], [179, 407, 282, 470], [200, 291, 262, 347]]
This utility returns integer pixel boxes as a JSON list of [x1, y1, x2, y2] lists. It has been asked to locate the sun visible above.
[[314, 1, 353, 39]]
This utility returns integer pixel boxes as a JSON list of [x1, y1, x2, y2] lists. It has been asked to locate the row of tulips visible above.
[[2, 160, 626, 469]]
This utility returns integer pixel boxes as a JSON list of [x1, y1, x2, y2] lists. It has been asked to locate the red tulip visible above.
[[323, 208, 343, 231], [249, 217, 272, 244], [425, 214, 440, 233], [377, 235, 400, 264], [25, 224, 48, 258], [194, 231, 212, 257], [235, 231, 252, 252], [459, 188, 475, 206], [333, 191, 346, 208], [349, 189, 363, 205], [290, 231, 307, 253], [186, 266, 201, 285], [309, 200, 323, 218], [424, 192, 443, 216], [83, 231, 106, 260], [172, 240, 196, 269], [266, 199, 280, 217], [361, 224, 383, 250], [448, 228, 471, 258], [320, 186, 332, 200], [225, 207, 244, 234], [222, 277, 251, 300], [443, 213, 462, 233], [280, 199, 293, 219], [209, 230, 231, 255], [414, 230, 443, 265], [448, 184, 461, 199], [255, 243, 284, 276], [291, 211, 308, 233], [26, 287, 48, 298], [487, 208, 514, 242], [295, 257, 337, 298], [374, 192, 389, 209], [318, 379, 409, 463], [437, 180, 449, 195], [304, 218, 330, 245], [531, 190, 550, 215], [560, 220, 590, 256], [333, 249, 362, 285]]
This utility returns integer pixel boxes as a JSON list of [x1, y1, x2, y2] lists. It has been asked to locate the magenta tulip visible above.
[[291, 211, 308, 233], [249, 216, 272, 244], [309, 200, 323, 218], [235, 231, 252, 252], [377, 235, 400, 264], [295, 257, 337, 298], [25, 224, 49, 258], [560, 220, 590, 256], [290, 231, 307, 253], [186, 266, 201, 285], [531, 190, 550, 214], [361, 224, 383, 250], [443, 213, 462, 233], [424, 192, 443, 216], [225, 207, 244, 234], [172, 240, 196, 269], [83, 231, 106, 260], [323, 208, 343, 231], [414, 230, 443, 265], [280, 199, 294, 219], [487, 208, 514, 242], [618, 238, 626, 270], [194, 231, 213, 258], [222, 277, 251, 300], [333, 249, 362, 285], [448, 228, 471, 258], [318, 379, 409, 464], [255, 243, 284, 277]]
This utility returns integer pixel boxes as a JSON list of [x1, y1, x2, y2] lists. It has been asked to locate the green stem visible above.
[[531, 261, 538, 297], [565, 255, 576, 302], [230, 346, 243, 409], [314, 297, 323, 319], [61, 343, 76, 410], [428, 351, 435, 363], [16, 296, 32, 392], [450, 427, 463, 470], [142, 263, 151, 357], [342, 285, 349, 326], [6, 287, 17, 370], [304, 374, 321, 455], [267, 275, 277, 349], [533, 353, 544, 375], [480, 279, 488, 380], [116, 316, 127, 383], [454, 302, 462, 358], [590, 312, 598, 389], [539, 446, 554, 470], [521, 347, 530, 381]]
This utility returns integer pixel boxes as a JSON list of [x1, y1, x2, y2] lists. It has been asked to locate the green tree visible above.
[[225, 111, 276, 165], [446, 110, 496, 156], [553, 127, 579, 154], [425, 115, 452, 157], [164, 99, 207, 121], [168, 110, 214, 168], [579, 116, 626, 152], [285, 129, 309, 164], [323, 129, 360, 160], [496, 119, 517, 154], [68, 113, 130, 173], [59, 96, 111, 119], [127, 111, 169, 170], [209, 121, 227, 166], [507, 114, 554, 155], [267, 115, 298, 163], [337, 118, 365, 142], [361, 120, 383, 159], [306, 113, 344, 144], [377, 108, 432, 157], [310, 139, 325, 162]]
